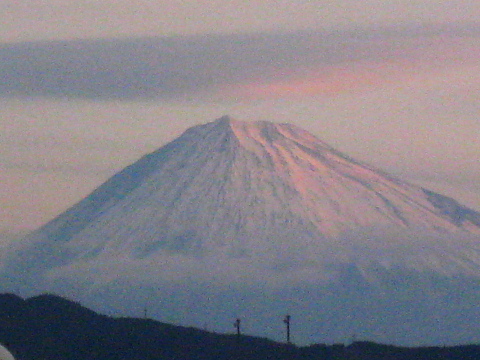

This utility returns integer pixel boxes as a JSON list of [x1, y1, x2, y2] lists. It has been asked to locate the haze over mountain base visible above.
[[4, 263, 480, 346], [3, 117, 480, 345]]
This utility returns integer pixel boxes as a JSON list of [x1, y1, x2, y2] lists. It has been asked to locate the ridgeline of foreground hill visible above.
[[0, 293, 479, 360]]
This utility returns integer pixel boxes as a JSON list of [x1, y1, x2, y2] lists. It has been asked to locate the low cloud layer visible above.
[[3, 225, 480, 345], [6, 224, 480, 292]]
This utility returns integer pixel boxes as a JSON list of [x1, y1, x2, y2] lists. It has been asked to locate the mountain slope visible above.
[[20, 116, 480, 257], [4, 116, 480, 345]]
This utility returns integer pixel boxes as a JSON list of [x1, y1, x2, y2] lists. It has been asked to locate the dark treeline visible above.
[[1, 293, 479, 360]]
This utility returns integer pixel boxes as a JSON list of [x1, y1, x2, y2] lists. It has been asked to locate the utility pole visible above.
[[234, 318, 241, 337], [283, 315, 291, 344]]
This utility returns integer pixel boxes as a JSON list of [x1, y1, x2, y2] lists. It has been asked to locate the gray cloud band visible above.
[[1, 25, 478, 100]]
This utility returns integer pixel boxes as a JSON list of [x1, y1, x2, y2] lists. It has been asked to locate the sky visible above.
[[1, 0, 480, 240]]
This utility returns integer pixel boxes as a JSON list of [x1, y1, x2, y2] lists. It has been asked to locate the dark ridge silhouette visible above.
[[1, 293, 480, 360]]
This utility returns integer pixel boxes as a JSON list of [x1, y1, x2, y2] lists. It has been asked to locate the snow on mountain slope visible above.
[[4, 116, 480, 345], [11, 116, 480, 272]]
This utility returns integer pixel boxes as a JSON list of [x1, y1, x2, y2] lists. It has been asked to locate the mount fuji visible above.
[[3, 116, 480, 345]]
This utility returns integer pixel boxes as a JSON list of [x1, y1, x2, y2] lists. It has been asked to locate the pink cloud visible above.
[[218, 36, 480, 100]]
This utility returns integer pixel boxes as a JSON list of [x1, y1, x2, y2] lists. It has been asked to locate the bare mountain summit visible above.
[[4, 116, 480, 345]]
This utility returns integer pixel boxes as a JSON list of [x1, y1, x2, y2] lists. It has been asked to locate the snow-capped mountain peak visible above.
[[5, 116, 480, 346], [22, 117, 480, 255]]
